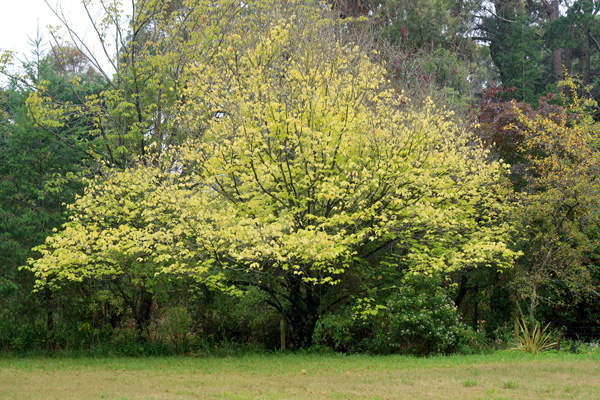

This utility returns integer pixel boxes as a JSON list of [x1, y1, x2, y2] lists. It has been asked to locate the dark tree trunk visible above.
[[472, 284, 479, 330], [454, 273, 469, 308], [564, 48, 572, 76], [551, 49, 563, 84], [582, 31, 591, 85], [134, 287, 153, 341], [451, 0, 464, 54], [544, 0, 563, 84], [45, 287, 56, 350], [111, 280, 154, 341], [285, 276, 319, 348]]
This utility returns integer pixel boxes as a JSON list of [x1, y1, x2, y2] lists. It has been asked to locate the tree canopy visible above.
[[27, 1, 518, 347]]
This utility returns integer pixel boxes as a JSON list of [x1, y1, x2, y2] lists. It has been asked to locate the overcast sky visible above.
[[1, 0, 131, 71]]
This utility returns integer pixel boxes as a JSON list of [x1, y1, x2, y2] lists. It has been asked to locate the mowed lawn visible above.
[[1, 350, 599, 399]]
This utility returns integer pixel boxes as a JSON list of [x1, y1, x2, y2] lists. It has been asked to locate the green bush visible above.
[[312, 276, 472, 355], [190, 288, 281, 349], [312, 311, 353, 351], [383, 275, 469, 355], [0, 320, 49, 351], [152, 306, 192, 345], [312, 306, 383, 353]]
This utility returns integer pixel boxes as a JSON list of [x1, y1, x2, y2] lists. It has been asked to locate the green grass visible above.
[[0, 350, 599, 399], [503, 380, 519, 390], [462, 379, 477, 387]]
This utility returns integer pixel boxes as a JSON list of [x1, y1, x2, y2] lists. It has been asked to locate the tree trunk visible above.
[[582, 31, 591, 85], [451, 0, 464, 54], [564, 48, 572, 76], [134, 286, 153, 341], [472, 284, 479, 330], [285, 276, 319, 348], [45, 287, 56, 350], [280, 316, 286, 351], [549, 1, 563, 84], [332, 0, 364, 18], [453, 273, 469, 308]]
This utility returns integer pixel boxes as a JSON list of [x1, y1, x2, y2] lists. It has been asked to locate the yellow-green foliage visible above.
[[27, 166, 227, 292], [27, 1, 518, 296], [175, 2, 518, 281]]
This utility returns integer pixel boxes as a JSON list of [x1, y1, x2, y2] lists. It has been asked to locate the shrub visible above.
[[190, 288, 281, 350], [383, 275, 469, 355], [515, 319, 557, 354], [152, 306, 192, 345], [312, 305, 384, 353]]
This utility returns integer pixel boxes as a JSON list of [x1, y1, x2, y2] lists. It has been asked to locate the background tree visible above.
[[0, 39, 101, 349], [546, 0, 600, 97], [510, 78, 600, 320], [24, 0, 238, 167], [474, 77, 600, 335], [478, 0, 600, 102], [479, 1, 547, 103]]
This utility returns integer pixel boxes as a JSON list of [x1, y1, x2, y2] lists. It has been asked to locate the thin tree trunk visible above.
[[550, 1, 563, 84], [582, 32, 591, 85], [454, 273, 469, 308], [564, 48, 572, 76], [542, 0, 563, 85], [134, 286, 153, 341], [45, 287, 56, 350], [280, 316, 286, 351], [451, 0, 463, 54]]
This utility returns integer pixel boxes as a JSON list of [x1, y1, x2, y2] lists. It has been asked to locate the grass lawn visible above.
[[1, 350, 599, 399]]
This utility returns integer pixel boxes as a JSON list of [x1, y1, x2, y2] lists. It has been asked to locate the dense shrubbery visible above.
[[313, 276, 471, 355], [383, 276, 469, 355]]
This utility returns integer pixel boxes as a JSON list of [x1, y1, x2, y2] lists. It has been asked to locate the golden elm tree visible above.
[[28, 0, 519, 347]]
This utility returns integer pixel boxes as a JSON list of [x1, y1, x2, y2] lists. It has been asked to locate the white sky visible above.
[[0, 0, 131, 70]]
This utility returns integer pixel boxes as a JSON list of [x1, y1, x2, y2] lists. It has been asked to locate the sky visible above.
[[0, 0, 131, 72]]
